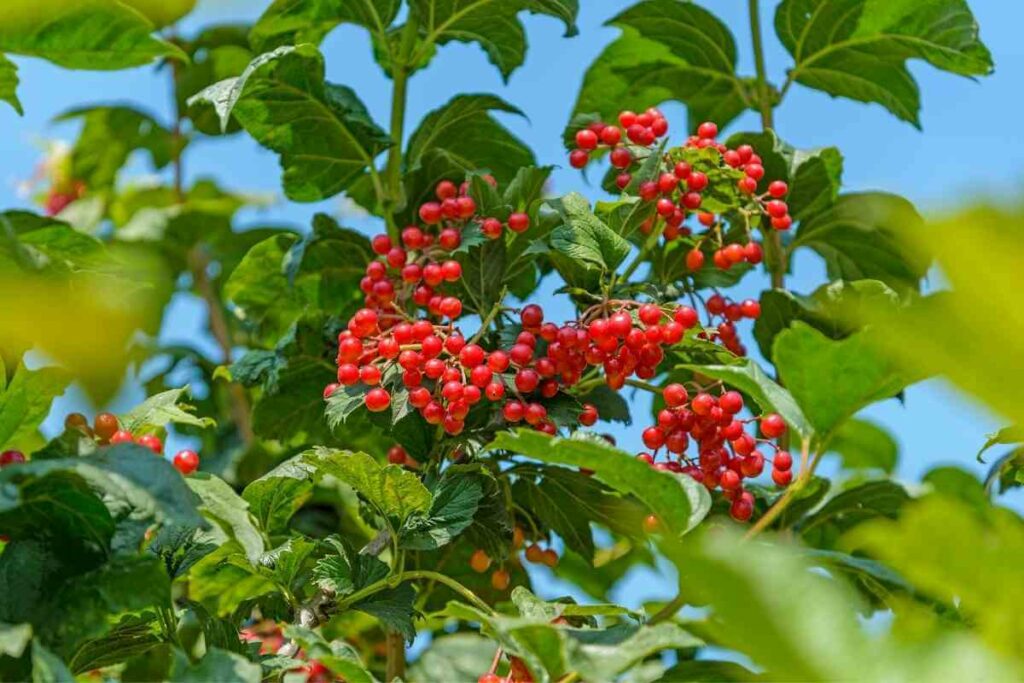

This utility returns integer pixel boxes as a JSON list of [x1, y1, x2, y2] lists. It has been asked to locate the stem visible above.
[[618, 220, 665, 284], [648, 593, 686, 625], [382, 14, 420, 240], [745, 438, 814, 538], [747, 0, 785, 290], [469, 288, 508, 345], [336, 569, 496, 616], [385, 630, 406, 680], [624, 378, 662, 394]]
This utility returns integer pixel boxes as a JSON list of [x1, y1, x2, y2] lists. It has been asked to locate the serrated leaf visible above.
[[411, 0, 578, 80], [189, 45, 390, 202], [547, 192, 631, 289], [242, 456, 317, 536], [677, 358, 812, 440], [0, 54, 21, 115], [792, 193, 928, 293], [399, 470, 483, 551], [773, 322, 913, 440], [570, 1, 751, 137], [490, 431, 710, 539], [775, 0, 992, 126], [121, 386, 215, 434], [186, 475, 264, 564], [302, 448, 431, 528], [0, 362, 70, 454], [250, 0, 401, 53], [0, 1, 187, 70]]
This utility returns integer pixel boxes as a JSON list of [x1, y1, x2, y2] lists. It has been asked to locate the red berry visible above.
[[719, 391, 744, 414], [760, 413, 786, 438], [743, 242, 763, 264], [575, 128, 598, 150], [674, 306, 699, 329], [774, 450, 793, 471], [459, 344, 485, 368], [439, 297, 463, 319], [521, 304, 544, 328], [745, 164, 765, 181], [365, 388, 391, 412], [173, 449, 200, 475], [730, 496, 754, 522], [371, 234, 392, 255], [772, 468, 793, 486], [438, 228, 461, 250], [610, 147, 632, 169], [508, 213, 530, 233], [768, 181, 788, 198], [697, 121, 718, 139], [419, 202, 442, 224], [687, 172, 708, 192], [642, 427, 665, 450], [0, 450, 26, 467], [685, 249, 705, 272], [481, 217, 503, 239], [618, 110, 637, 127], [503, 400, 525, 422], [137, 434, 163, 454], [740, 299, 761, 319], [569, 149, 589, 168], [663, 383, 688, 408], [600, 126, 622, 145], [94, 412, 119, 441]]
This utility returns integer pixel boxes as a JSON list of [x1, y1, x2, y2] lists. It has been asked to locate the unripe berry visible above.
[[94, 412, 119, 441], [525, 543, 543, 563], [491, 568, 511, 591], [541, 549, 559, 567]]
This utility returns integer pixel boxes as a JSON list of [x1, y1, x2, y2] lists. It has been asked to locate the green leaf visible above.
[[921, 466, 989, 511], [775, 0, 993, 126], [407, 633, 496, 683], [0, 362, 70, 453], [0, 54, 21, 115], [66, 614, 160, 674], [773, 322, 912, 439], [55, 106, 176, 190], [250, 0, 401, 53], [512, 466, 647, 562], [312, 536, 388, 596], [400, 95, 534, 219], [827, 418, 899, 473], [302, 448, 431, 529], [752, 279, 899, 361], [673, 526, 1018, 681], [803, 549, 915, 609], [186, 475, 264, 564], [846, 495, 1024, 658], [120, 386, 215, 434], [546, 192, 631, 290], [187, 542, 278, 617], [189, 45, 390, 201], [659, 660, 755, 682], [791, 193, 928, 293], [0, 622, 32, 658], [576, 384, 631, 425], [725, 129, 843, 220], [0, 1, 187, 70], [30, 640, 75, 683], [399, 469, 484, 551], [799, 480, 909, 548], [490, 431, 710, 539], [169, 647, 261, 683], [279, 626, 374, 683], [411, 0, 578, 80], [677, 358, 812, 441], [354, 582, 417, 644], [977, 425, 1024, 463], [242, 457, 316, 537], [571, 1, 752, 133]]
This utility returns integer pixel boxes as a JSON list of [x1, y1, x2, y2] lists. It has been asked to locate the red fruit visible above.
[[760, 413, 786, 438], [541, 549, 559, 567], [575, 128, 598, 150], [609, 312, 633, 338], [675, 305, 699, 329], [387, 445, 407, 464], [478, 675, 501, 683], [682, 192, 702, 210], [687, 171, 708, 192], [691, 392, 715, 416], [371, 234, 392, 254], [360, 364, 382, 385], [610, 147, 632, 168], [172, 449, 200, 475], [439, 297, 463, 319], [0, 450, 26, 467], [508, 213, 530, 233], [774, 450, 793, 471], [745, 163, 765, 181], [719, 391, 744, 414], [743, 242, 763, 264], [470, 548, 491, 573], [579, 403, 599, 426], [94, 412, 119, 441], [524, 403, 547, 425], [323, 383, 338, 399], [137, 434, 163, 454], [521, 304, 544, 328], [766, 200, 788, 218], [730, 496, 754, 522], [674, 161, 691, 179], [769, 180, 789, 198], [491, 568, 511, 591], [485, 381, 506, 401], [663, 383, 688, 408], [642, 514, 660, 534], [459, 343, 486, 368], [488, 350, 510, 372], [697, 121, 718, 139], [438, 228, 461, 250], [419, 202, 442, 224], [615, 172, 632, 189], [772, 468, 793, 486], [569, 149, 589, 168], [503, 400, 525, 422], [601, 125, 622, 145], [365, 388, 391, 412], [740, 299, 761, 319], [618, 110, 637, 127], [772, 215, 793, 231], [515, 369, 540, 393], [738, 176, 758, 194], [720, 469, 741, 491], [638, 303, 662, 326], [642, 427, 665, 450], [481, 217, 503, 239], [110, 430, 134, 445]]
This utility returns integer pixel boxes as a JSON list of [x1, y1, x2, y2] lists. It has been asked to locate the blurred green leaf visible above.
[[169, 646, 260, 683], [827, 418, 899, 473], [0, 54, 21, 115], [0, 1, 187, 70], [800, 480, 909, 548], [407, 633, 496, 683], [775, 0, 993, 126], [0, 362, 70, 454], [978, 425, 1024, 463]]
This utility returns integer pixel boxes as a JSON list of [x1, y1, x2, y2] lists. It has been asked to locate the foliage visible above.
[[1, 0, 1019, 682]]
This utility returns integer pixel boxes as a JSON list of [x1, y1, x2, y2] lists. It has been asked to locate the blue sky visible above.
[[2, 0, 1022, 608]]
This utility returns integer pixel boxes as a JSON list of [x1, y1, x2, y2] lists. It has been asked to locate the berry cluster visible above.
[[637, 383, 792, 522], [569, 113, 793, 275], [66, 411, 200, 475]]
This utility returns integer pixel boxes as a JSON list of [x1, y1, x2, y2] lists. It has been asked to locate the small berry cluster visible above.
[[693, 294, 761, 357], [637, 383, 792, 522], [569, 113, 793, 275], [66, 411, 200, 475]]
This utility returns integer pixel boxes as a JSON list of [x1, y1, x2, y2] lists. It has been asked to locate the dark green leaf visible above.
[[169, 647, 261, 683], [490, 431, 710, 539], [250, 0, 401, 53], [67, 615, 160, 674], [411, 0, 578, 80], [242, 457, 316, 536], [0, 1, 186, 70], [571, 0, 752, 135], [792, 193, 928, 293], [354, 582, 416, 644], [775, 0, 993, 126], [189, 45, 390, 201], [800, 480, 909, 548], [399, 470, 484, 551], [546, 192, 631, 289]]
